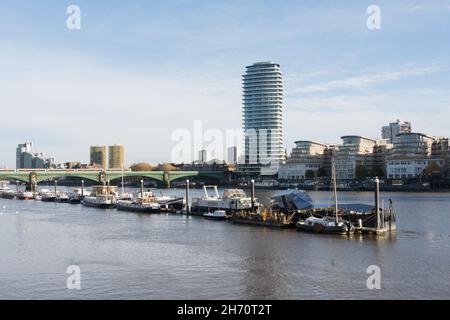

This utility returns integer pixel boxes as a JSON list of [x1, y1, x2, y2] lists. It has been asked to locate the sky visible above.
[[1, 0, 449, 167]]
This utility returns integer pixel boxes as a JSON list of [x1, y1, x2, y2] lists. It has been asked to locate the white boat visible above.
[[155, 194, 184, 211], [41, 190, 56, 202], [0, 184, 16, 199], [17, 191, 34, 200], [117, 200, 160, 213], [118, 192, 133, 201], [82, 185, 117, 209], [117, 190, 161, 213], [56, 192, 70, 202], [68, 188, 89, 204], [296, 216, 352, 234], [203, 210, 228, 220], [191, 186, 259, 215]]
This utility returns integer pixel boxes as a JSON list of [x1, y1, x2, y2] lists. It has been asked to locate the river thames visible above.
[[0, 188, 449, 299]]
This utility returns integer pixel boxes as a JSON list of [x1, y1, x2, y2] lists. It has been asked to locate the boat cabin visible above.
[[91, 185, 117, 196]]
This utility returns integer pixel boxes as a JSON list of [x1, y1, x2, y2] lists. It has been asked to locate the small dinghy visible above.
[[296, 216, 353, 234], [203, 210, 228, 221]]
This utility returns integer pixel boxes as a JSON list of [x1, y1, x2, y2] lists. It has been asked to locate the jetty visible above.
[[354, 177, 397, 235]]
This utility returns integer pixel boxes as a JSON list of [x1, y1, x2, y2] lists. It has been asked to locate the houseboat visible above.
[[117, 188, 161, 214], [191, 186, 259, 215], [82, 185, 117, 209]]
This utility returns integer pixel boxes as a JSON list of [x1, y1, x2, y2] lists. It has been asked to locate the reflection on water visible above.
[[0, 188, 449, 299]]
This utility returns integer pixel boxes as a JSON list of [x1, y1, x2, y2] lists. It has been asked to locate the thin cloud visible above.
[[292, 65, 440, 93], [284, 88, 450, 148], [0, 45, 241, 167]]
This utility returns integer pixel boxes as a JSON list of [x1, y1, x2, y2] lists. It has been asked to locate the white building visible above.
[[386, 158, 445, 179], [240, 62, 284, 176], [278, 163, 323, 180], [386, 132, 442, 179], [335, 136, 377, 180], [278, 141, 331, 180]]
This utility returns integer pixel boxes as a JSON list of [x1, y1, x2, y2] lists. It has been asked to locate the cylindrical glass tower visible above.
[[242, 62, 284, 175]]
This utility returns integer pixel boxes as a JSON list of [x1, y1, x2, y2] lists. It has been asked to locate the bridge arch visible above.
[[168, 171, 224, 183], [108, 174, 165, 186], [0, 173, 29, 183], [106, 171, 165, 182], [35, 173, 100, 183]]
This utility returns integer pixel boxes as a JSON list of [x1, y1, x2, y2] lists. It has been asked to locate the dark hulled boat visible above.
[[296, 216, 353, 234], [41, 192, 56, 202], [0, 184, 16, 199], [117, 200, 161, 213]]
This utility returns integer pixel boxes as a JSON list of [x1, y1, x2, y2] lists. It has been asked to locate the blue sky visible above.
[[1, 0, 449, 167]]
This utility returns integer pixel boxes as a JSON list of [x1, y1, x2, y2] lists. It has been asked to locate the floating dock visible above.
[[231, 217, 294, 228]]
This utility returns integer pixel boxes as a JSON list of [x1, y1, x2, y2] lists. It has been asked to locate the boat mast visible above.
[[332, 159, 338, 223], [250, 179, 255, 211], [121, 165, 125, 195], [185, 179, 190, 214], [375, 176, 380, 231]]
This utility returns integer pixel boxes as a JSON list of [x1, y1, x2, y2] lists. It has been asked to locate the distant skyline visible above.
[[1, 0, 450, 167]]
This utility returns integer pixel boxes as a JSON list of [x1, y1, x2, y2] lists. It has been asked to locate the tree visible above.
[[130, 162, 154, 171], [305, 170, 315, 179], [423, 162, 442, 176], [156, 163, 178, 171], [317, 166, 328, 177], [370, 165, 385, 178], [355, 165, 369, 178]]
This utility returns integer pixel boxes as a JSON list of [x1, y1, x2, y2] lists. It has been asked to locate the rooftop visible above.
[[294, 140, 328, 147], [396, 132, 435, 139], [340, 135, 377, 143]]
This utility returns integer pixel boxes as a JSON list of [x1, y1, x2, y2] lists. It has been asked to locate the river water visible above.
[[0, 186, 449, 299]]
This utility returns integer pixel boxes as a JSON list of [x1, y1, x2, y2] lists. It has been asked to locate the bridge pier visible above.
[[98, 171, 107, 185], [163, 171, 170, 189], [28, 172, 37, 193]]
